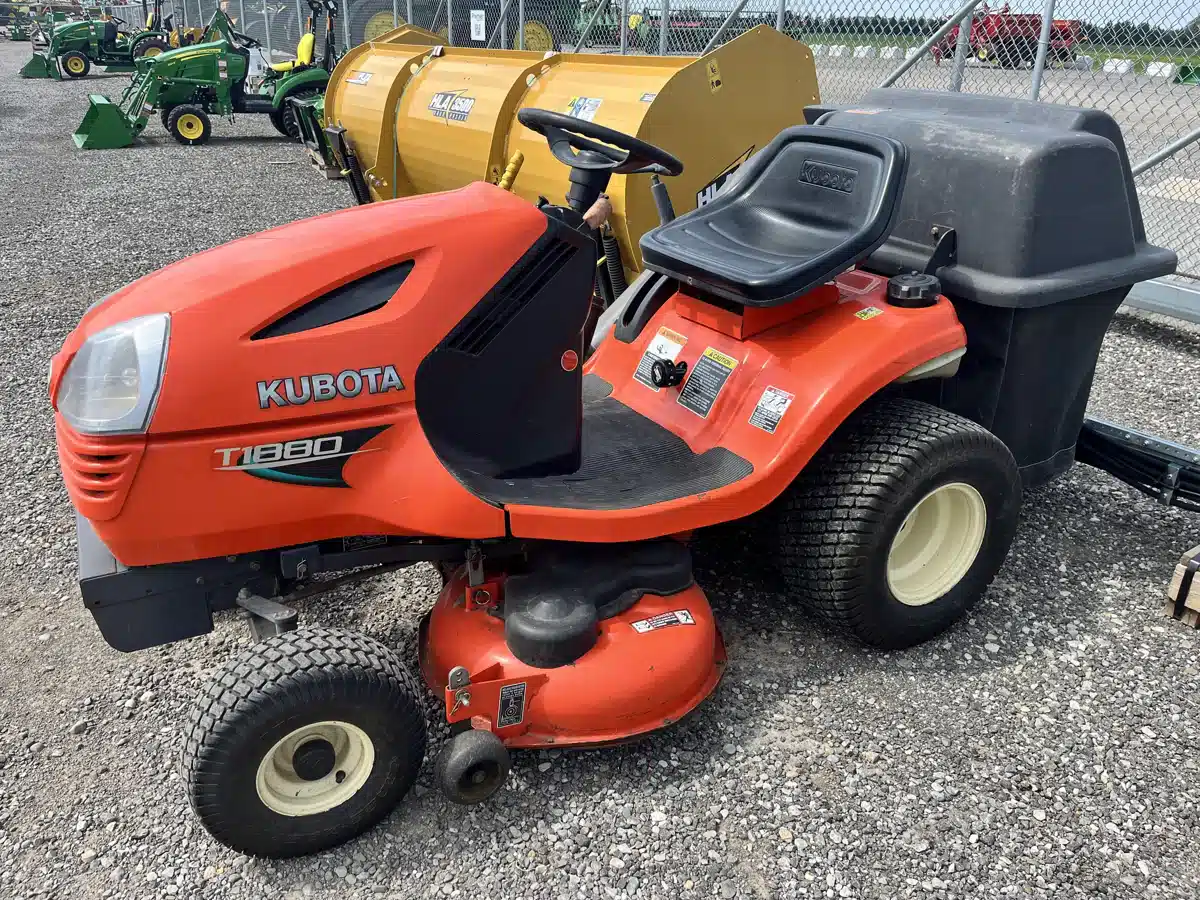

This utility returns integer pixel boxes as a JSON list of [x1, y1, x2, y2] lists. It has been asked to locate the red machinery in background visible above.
[[933, 4, 1084, 68]]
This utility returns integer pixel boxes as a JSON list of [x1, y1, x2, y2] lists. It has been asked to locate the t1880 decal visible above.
[[213, 427, 389, 488]]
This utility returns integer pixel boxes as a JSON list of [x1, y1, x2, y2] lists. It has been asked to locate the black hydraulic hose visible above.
[[602, 227, 628, 296]]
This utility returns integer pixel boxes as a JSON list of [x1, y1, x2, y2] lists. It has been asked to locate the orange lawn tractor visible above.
[[50, 90, 1173, 857]]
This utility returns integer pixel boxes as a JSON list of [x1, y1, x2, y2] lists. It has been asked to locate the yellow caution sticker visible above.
[[855, 306, 884, 320], [565, 96, 603, 122], [678, 347, 738, 418], [706, 59, 723, 93], [635, 326, 687, 391]]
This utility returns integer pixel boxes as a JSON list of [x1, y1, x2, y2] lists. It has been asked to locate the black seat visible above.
[[640, 126, 908, 307], [102, 20, 118, 49]]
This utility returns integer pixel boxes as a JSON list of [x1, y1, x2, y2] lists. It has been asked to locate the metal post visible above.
[[1028, 0, 1057, 100], [262, 0, 271, 56], [238, 0, 245, 29], [485, 0, 512, 47], [619, 0, 627, 54], [775, 0, 783, 32], [700, 0, 749, 54], [948, 6, 974, 92], [393, 0, 397, 27], [517, 0, 523, 48], [446, 0, 452, 44], [341, 0, 349, 48], [1132, 125, 1200, 177], [880, 0, 983, 88], [657, 0, 667, 56], [572, 0, 608, 52], [429, 0, 444, 32], [295, 0, 304, 40], [406, 0, 412, 26]]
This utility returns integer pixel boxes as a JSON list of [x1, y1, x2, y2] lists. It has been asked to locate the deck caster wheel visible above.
[[181, 627, 427, 858], [775, 398, 1021, 650], [435, 728, 510, 805]]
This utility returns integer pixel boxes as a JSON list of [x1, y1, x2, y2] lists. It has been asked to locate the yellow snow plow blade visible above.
[[320, 24, 819, 277]]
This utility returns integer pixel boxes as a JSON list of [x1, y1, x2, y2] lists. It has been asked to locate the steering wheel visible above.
[[517, 108, 683, 177], [233, 30, 261, 47]]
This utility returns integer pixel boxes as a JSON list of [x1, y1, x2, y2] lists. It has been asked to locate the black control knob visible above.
[[887, 273, 941, 308], [650, 359, 687, 388]]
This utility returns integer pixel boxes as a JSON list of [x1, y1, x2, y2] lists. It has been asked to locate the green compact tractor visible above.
[[73, 3, 338, 150], [8, 7, 34, 42], [20, 0, 173, 80]]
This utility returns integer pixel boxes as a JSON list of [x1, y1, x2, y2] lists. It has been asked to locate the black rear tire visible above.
[[167, 104, 211, 145], [159, 104, 175, 130], [60, 50, 90, 77], [131, 36, 169, 58], [181, 627, 427, 858], [271, 86, 323, 140], [774, 398, 1021, 650]]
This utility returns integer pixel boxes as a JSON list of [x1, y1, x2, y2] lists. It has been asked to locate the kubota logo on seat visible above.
[[799, 159, 857, 193], [257, 365, 404, 409]]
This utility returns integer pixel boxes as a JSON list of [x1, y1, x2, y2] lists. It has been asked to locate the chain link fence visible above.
[[3, 0, 1195, 282]]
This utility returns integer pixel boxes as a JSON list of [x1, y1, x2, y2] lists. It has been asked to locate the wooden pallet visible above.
[[1164, 544, 1200, 628]]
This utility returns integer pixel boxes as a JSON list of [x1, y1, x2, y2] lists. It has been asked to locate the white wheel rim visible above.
[[255, 720, 375, 817], [887, 482, 987, 607]]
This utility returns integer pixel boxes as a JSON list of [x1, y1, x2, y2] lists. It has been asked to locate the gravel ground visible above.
[[2, 39, 1200, 900]]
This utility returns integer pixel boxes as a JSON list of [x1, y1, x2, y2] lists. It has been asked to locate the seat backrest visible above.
[[640, 126, 908, 307], [296, 31, 315, 65]]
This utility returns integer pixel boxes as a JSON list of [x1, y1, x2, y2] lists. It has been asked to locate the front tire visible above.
[[774, 399, 1021, 649], [60, 50, 90, 77], [181, 627, 427, 858], [167, 104, 211, 145]]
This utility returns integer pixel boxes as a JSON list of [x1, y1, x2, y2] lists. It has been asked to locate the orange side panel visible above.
[[507, 273, 965, 542], [84, 406, 507, 567]]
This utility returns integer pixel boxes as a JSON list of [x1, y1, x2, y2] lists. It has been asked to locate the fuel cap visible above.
[[887, 273, 941, 308]]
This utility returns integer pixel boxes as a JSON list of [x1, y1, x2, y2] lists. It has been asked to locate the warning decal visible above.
[[678, 347, 738, 418], [632, 609, 696, 634], [855, 306, 884, 320], [346, 70, 373, 85], [639, 92, 657, 102], [706, 58, 723, 92], [497, 682, 527, 728], [749, 386, 795, 434], [566, 96, 603, 121], [635, 326, 688, 391]]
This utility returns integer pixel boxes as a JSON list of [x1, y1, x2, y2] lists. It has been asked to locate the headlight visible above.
[[57, 314, 170, 435]]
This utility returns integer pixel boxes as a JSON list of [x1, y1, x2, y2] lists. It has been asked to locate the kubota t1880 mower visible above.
[[72, 2, 338, 149], [51, 92, 1174, 858]]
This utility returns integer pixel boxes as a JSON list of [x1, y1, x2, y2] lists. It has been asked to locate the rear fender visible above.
[[513, 277, 967, 541], [273, 68, 329, 108]]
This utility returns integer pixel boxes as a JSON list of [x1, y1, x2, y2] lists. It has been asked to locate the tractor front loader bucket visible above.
[[73, 95, 139, 149], [20, 50, 58, 79]]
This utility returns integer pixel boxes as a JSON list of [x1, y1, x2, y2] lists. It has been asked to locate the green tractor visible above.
[[7, 6, 35, 42], [20, 0, 173, 80], [73, 2, 339, 150]]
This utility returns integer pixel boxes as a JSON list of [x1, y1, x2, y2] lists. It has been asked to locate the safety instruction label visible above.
[[706, 59, 723, 92], [566, 96, 603, 122], [497, 682, 526, 728], [678, 347, 738, 418], [469, 9, 486, 40], [634, 326, 687, 391], [749, 386, 795, 434], [855, 306, 884, 320], [639, 92, 657, 102], [345, 70, 373, 85], [631, 609, 695, 634]]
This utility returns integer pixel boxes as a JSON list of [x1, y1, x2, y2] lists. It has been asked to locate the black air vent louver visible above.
[[253, 260, 414, 340], [445, 236, 577, 355]]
